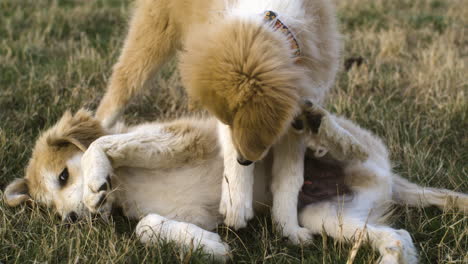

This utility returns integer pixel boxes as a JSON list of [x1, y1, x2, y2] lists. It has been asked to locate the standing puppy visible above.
[[95, 0, 340, 242]]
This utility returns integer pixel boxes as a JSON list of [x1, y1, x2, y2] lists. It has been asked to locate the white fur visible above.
[[136, 214, 230, 262], [41, 153, 88, 221], [270, 131, 311, 243], [217, 122, 254, 229]]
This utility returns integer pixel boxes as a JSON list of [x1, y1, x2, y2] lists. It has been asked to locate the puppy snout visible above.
[[237, 155, 253, 166]]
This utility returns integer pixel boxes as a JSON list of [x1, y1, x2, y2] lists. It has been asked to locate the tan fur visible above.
[[47, 110, 105, 151], [179, 18, 302, 160], [160, 119, 220, 165], [4, 178, 29, 207]]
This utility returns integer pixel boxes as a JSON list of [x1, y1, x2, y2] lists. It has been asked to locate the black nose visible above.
[[292, 117, 304, 130], [67, 212, 79, 223], [237, 156, 253, 166]]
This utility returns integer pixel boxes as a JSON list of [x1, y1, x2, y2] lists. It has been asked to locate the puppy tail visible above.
[[392, 174, 468, 213]]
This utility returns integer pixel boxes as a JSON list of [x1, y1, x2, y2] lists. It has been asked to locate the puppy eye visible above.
[[59, 168, 69, 186]]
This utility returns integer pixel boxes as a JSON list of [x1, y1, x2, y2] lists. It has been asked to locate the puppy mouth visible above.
[[237, 155, 253, 166]]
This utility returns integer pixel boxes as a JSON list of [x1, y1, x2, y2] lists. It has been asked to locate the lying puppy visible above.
[[94, 0, 341, 240], [5, 104, 466, 263]]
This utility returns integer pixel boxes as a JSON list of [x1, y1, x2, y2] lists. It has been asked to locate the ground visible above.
[[0, 0, 466, 263]]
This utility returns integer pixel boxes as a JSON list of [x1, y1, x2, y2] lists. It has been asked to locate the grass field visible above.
[[0, 0, 467, 263]]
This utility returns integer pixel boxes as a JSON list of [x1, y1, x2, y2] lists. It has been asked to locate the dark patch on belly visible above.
[[298, 149, 353, 209]]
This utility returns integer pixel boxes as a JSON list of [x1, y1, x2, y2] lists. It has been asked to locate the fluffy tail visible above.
[[392, 174, 468, 213]]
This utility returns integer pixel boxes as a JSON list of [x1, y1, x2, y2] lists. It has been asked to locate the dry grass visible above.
[[0, 0, 466, 263]]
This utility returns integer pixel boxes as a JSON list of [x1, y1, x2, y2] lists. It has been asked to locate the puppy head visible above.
[[4, 109, 104, 222], [180, 17, 302, 162]]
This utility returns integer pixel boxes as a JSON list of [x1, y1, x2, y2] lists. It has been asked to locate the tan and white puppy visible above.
[[93, 0, 341, 241], [5, 105, 467, 263]]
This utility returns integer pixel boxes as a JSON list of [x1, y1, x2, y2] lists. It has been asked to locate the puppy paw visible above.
[[395, 229, 418, 264], [81, 150, 114, 214], [219, 173, 254, 230], [83, 174, 113, 214], [219, 193, 253, 230], [198, 234, 231, 262], [137, 215, 231, 262], [301, 100, 327, 134], [283, 226, 312, 245], [378, 230, 418, 264]]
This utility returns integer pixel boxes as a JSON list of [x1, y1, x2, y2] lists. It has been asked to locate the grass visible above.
[[0, 0, 466, 263]]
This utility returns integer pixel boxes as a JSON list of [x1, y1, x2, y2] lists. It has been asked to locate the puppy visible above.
[[5, 105, 467, 263], [94, 0, 341, 242]]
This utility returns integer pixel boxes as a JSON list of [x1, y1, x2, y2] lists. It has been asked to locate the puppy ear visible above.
[[4, 178, 30, 207], [47, 109, 104, 151]]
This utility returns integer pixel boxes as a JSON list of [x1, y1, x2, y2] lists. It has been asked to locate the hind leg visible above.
[[137, 214, 230, 262], [299, 203, 418, 264]]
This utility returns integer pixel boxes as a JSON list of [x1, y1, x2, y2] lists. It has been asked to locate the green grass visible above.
[[0, 0, 467, 263]]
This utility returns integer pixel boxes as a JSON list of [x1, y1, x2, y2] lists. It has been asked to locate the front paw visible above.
[[219, 190, 253, 230], [83, 173, 113, 214], [293, 100, 327, 135], [81, 147, 114, 215], [302, 100, 327, 134], [198, 232, 231, 262], [282, 226, 312, 245]]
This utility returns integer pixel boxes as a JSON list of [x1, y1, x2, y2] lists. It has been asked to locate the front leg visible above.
[[218, 122, 255, 230], [82, 124, 205, 214], [81, 143, 114, 217], [271, 130, 311, 244], [136, 214, 230, 262], [95, 0, 179, 128]]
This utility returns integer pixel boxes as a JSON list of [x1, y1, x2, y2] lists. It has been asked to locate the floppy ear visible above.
[[4, 178, 30, 207], [47, 109, 104, 151], [232, 93, 299, 161]]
